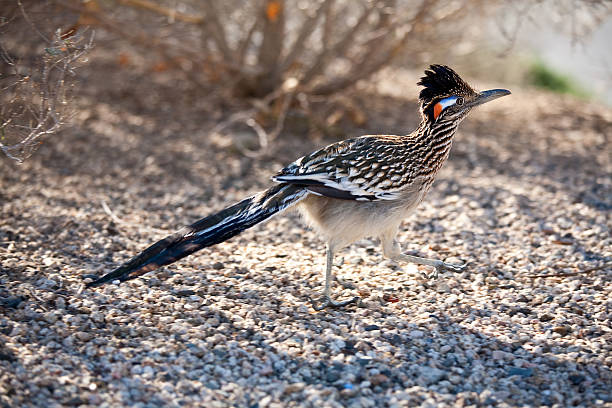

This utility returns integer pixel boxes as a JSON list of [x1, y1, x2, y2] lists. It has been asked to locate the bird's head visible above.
[[418, 65, 510, 123]]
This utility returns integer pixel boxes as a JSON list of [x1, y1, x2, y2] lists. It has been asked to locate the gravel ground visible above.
[[1, 62, 611, 407]]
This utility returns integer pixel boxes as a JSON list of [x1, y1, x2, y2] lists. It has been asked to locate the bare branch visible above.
[[17, 0, 50, 43], [1, 27, 94, 162], [280, 0, 334, 72], [25, 0, 606, 138], [101, 200, 168, 235], [321, 0, 335, 48], [200, 1, 235, 64], [54, 0, 238, 87], [301, 2, 375, 86], [256, 0, 286, 96], [209, 81, 296, 157], [494, 1, 537, 57], [268, 90, 294, 141], [311, 0, 439, 95], [237, 17, 260, 67], [118, 0, 204, 24], [524, 262, 612, 279]]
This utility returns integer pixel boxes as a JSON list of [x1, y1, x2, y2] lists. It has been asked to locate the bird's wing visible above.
[[273, 135, 417, 201]]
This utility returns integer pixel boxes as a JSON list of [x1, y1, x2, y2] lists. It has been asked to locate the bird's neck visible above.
[[416, 118, 459, 144], [411, 119, 459, 174]]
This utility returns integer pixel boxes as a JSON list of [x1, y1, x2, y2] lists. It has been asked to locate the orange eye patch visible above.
[[433, 102, 443, 119]]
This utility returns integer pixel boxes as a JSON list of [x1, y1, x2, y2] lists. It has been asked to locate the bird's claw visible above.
[[309, 295, 360, 311], [422, 261, 467, 280], [421, 269, 438, 280]]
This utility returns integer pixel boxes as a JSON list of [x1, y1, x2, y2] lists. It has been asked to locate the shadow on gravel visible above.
[[2, 63, 611, 407], [33, 85, 611, 213], [2, 290, 609, 406]]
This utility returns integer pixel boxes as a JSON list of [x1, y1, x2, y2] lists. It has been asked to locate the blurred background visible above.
[[1, 0, 610, 161], [1, 4, 611, 406]]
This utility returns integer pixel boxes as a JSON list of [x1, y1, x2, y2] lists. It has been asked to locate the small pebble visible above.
[[1, 82, 609, 408], [507, 367, 533, 378]]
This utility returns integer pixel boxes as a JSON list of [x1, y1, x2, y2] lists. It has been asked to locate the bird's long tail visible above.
[[86, 183, 307, 287]]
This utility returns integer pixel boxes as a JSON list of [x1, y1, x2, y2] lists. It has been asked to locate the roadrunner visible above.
[[87, 65, 510, 310]]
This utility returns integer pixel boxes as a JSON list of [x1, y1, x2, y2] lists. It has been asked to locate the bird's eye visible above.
[[456, 97, 464, 106]]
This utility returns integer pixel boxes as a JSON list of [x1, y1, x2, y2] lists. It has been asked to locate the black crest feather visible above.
[[418, 65, 475, 108]]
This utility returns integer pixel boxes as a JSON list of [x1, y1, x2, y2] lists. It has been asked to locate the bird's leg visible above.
[[333, 256, 358, 289], [309, 245, 360, 310], [381, 234, 466, 280]]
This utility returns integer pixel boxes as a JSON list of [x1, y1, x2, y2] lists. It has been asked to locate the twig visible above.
[[1, 25, 94, 162], [17, 0, 49, 43], [54, 0, 238, 87], [268, 90, 294, 141], [237, 17, 260, 67], [301, 2, 374, 85], [119, 0, 204, 24], [101, 200, 126, 225], [280, 0, 334, 72], [210, 110, 269, 158], [255, 0, 286, 96], [312, 0, 437, 95], [101, 200, 167, 235], [200, 1, 235, 64], [241, 118, 269, 157], [524, 262, 612, 278], [321, 0, 335, 50], [209, 83, 295, 157], [495, 1, 535, 57]]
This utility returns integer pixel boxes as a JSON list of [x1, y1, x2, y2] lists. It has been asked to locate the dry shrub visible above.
[[56, 0, 504, 97], [48, 0, 504, 153], [2, 0, 610, 160], [0, 1, 93, 162]]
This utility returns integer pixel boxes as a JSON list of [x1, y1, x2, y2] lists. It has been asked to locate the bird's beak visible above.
[[469, 89, 511, 108]]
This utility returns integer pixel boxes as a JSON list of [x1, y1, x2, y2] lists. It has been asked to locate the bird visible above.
[[86, 65, 510, 310]]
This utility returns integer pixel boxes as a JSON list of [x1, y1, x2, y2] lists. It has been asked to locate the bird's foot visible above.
[[309, 295, 360, 311], [422, 260, 467, 280]]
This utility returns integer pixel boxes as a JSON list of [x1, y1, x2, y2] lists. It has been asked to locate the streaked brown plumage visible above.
[[86, 65, 510, 310]]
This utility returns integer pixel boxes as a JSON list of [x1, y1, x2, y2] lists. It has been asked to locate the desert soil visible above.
[[1, 56, 611, 407]]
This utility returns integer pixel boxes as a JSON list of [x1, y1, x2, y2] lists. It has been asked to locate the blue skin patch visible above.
[[439, 96, 459, 109]]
